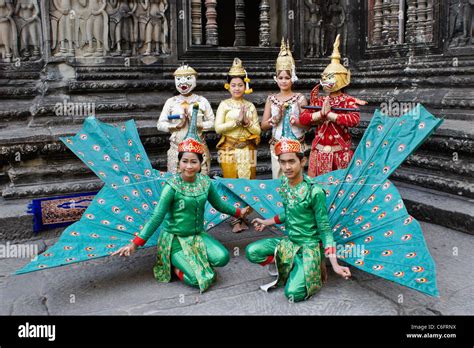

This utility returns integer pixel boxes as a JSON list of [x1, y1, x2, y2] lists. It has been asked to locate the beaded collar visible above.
[[269, 93, 302, 107], [167, 173, 210, 197]]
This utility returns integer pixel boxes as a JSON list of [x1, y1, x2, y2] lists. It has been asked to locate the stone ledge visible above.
[[395, 180, 474, 235], [392, 165, 474, 199], [0, 175, 471, 243]]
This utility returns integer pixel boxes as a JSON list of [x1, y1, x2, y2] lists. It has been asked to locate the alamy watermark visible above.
[[54, 100, 95, 117], [0, 242, 38, 260], [380, 100, 417, 116]]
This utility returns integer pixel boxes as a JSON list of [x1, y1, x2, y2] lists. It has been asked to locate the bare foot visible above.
[[232, 223, 243, 233], [240, 220, 249, 231]]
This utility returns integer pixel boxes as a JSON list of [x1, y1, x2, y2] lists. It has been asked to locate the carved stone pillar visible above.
[[372, 0, 383, 45], [205, 0, 218, 46], [259, 0, 270, 47], [425, 0, 434, 43], [416, 0, 428, 43], [389, 0, 400, 44], [234, 0, 246, 46], [191, 0, 202, 45], [381, 0, 391, 44], [405, 0, 417, 43]]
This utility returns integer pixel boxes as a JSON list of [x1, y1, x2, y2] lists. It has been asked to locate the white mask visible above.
[[175, 75, 197, 95]]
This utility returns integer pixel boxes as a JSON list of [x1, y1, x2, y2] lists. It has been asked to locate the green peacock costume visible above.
[[17, 103, 442, 301], [246, 103, 337, 301]]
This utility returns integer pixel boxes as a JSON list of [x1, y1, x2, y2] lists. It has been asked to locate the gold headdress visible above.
[[321, 34, 350, 91], [173, 64, 198, 77], [276, 38, 298, 82], [226, 58, 253, 94]]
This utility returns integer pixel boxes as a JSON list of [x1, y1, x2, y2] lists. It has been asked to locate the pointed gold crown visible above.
[[227, 58, 253, 94], [322, 34, 350, 76], [276, 38, 294, 72], [228, 58, 246, 76], [174, 64, 198, 77]]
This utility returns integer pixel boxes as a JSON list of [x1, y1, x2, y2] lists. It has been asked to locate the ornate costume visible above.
[[267, 39, 307, 179], [132, 172, 240, 291], [299, 34, 360, 177], [133, 103, 243, 292], [132, 103, 243, 292], [157, 65, 215, 175], [247, 106, 334, 302], [215, 58, 261, 179], [18, 102, 442, 300]]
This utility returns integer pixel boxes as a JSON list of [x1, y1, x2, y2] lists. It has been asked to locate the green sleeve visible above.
[[137, 184, 175, 242], [312, 186, 335, 248], [276, 211, 286, 223], [207, 182, 238, 217]]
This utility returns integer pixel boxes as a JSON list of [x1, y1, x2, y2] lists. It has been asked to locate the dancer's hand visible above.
[[311, 111, 323, 123], [176, 109, 190, 130], [269, 116, 277, 127], [322, 96, 331, 116], [354, 98, 368, 106], [327, 112, 338, 123], [241, 106, 250, 127], [333, 265, 351, 280], [238, 105, 247, 123], [112, 243, 138, 257], [251, 218, 273, 232], [290, 113, 298, 125], [271, 105, 283, 126]]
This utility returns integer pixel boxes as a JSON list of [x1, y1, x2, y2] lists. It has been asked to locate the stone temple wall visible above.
[[0, 0, 472, 240]]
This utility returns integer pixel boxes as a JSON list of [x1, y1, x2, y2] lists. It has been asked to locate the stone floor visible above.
[[0, 221, 473, 315]]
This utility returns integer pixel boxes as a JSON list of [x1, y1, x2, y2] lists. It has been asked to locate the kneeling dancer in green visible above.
[[247, 103, 351, 302], [114, 103, 250, 292]]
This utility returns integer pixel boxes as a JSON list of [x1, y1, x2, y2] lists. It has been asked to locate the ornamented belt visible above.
[[220, 136, 256, 149], [315, 144, 343, 153]]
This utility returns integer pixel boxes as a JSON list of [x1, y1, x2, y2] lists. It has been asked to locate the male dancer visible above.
[[247, 104, 350, 302]]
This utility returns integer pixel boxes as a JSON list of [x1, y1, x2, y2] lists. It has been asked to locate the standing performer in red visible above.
[[299, 34, 366, 177]]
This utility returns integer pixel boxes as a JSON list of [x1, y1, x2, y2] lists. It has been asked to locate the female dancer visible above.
[[113, 103, 251, 292], [261, 39, 308, 179], [215, 58, 261, 232]]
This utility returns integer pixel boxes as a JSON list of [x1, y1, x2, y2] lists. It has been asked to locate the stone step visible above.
[[355, 55, 474, 70], [394, 180, 474, 235], [1, 174, 471, 243], [6, 159, 97, 186], [403, 151, 474, 178], [1, 116, 471, 170], [1, 139, 274, 199], [391, 165, 474, 199], [2, 178, 104, 200], [0, 86, 39, 99]]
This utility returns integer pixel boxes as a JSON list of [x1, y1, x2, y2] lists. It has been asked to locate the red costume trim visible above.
[[260, 255, 274, 266], [324, 247, 337, 256], [274, 215, 282, 224], [132, 236, 146, 247], [234, 207, 241, 218]]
